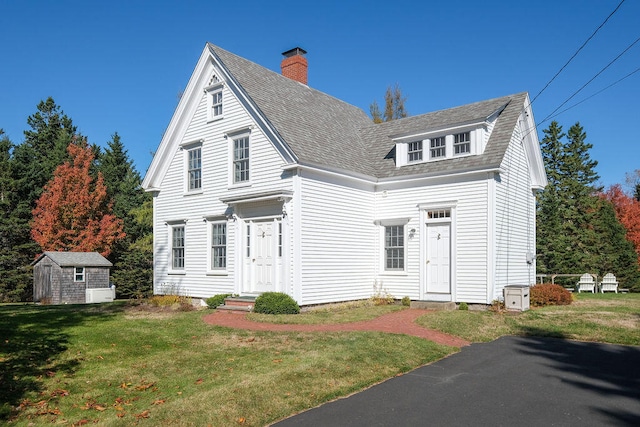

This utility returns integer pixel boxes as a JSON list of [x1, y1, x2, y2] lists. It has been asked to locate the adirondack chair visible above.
[[576, 273, 596, 293], [600, 273, 619, 293]]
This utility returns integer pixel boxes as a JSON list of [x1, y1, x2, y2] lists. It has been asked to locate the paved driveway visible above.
[[274, 336, 640, 426]]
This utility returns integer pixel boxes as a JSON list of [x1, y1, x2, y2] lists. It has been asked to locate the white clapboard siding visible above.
[[494, 122, 536, 299], [153, 86, 292, 298], [297, 171, 376, 306], [376, 176, 490, 303]]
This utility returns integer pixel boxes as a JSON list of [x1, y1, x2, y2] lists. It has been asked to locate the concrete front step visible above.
[[410, 301, 457, 311]]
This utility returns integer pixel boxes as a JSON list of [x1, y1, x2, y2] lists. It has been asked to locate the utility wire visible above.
[[530, 0, 626, 105], [539, 36, 640, 124], [541, 66, 640, 125]]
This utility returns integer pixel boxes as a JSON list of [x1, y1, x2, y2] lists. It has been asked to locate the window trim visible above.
[[74, 267, 85, 282], [407, 140, 423, 163], [205, 81, 224, 122], [384, 224, 406, 272], [453, 131, 471, 156], [376, 218, 410, 274], [169, 223, 186, 274], [228, 130, 251, 187], [429, 136, 446, 159], [187, 146, 202, 191], [207, 219, 228, 275]]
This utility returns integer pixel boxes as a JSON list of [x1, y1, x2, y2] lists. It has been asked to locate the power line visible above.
[[541, 66, 640, 125], [539, 36, 640, 124], [530, 0, 626, 105]]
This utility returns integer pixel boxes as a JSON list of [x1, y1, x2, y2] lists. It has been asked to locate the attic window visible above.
[[407, 141, 423, 162], [454, 132, 471, 155], [205, 78, 224, 122], [430, 137, 446, 159]]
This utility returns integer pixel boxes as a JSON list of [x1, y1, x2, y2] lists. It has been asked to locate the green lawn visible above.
[[417, 292, 640, 345], [1, 293, 637, 426], [0, 302, 451, 426]]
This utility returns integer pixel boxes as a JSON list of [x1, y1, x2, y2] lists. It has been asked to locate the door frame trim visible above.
[[418, 201, 457, 302]]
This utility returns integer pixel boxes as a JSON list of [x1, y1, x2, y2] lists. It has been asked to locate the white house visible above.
[[142, 43, 547, 306]]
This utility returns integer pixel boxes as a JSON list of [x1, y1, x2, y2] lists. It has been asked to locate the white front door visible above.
[[426, 223, 451, 294], [252, 220, 274, 293]]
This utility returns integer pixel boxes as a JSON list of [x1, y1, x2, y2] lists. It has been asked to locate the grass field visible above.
[[1, 293, 638, 426]]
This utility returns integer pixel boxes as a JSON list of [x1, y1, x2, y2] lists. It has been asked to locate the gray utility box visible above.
[[504, 285, 530, 311]]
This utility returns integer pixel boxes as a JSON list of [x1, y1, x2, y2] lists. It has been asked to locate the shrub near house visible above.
[[530, 283, 572, 307]]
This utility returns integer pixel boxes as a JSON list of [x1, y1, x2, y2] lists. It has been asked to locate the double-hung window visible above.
[[454, 131, 471, 155], [430, 136, 446, 159], [210, 222, 227, 270], [187, 147, 202, 191], [206, 77, 224, 122], [233, 136, 250, 183], [211, 89, 223, 118], [407, 140, 423, 162], [384, 225, 405, 271], [171, 225, 185, 270], [74, 267, 85, 282]]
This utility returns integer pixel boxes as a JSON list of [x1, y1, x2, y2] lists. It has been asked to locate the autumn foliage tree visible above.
[[604, 184, 640, 264], [31, 141, 125, 256]]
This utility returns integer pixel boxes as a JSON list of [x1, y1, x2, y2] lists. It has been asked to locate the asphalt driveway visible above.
[[273, 336, 640, 426]]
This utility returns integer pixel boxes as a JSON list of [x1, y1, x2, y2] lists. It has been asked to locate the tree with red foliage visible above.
[[31, 140, 125, 256], [604, 184, 640, 265]]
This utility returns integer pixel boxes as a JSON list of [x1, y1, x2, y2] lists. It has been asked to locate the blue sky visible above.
[[1, 0, 638, 189]]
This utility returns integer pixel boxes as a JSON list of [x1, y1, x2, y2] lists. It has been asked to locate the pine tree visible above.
[[97, 133, 152, 264], [31, 141, 125, 256], [536, 122, 566, 273], [0, 131, 31, 301], [537, 121, 639, 289], [111, 199, 153, 298]]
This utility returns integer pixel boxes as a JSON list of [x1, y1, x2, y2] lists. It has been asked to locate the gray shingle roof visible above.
[[209, 43, 526, 180], [34, 252, 113, 267]]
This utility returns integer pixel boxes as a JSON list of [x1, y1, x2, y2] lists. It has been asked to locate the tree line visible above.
[[0, 98, 153, 301], [536, 121, 640, 290]]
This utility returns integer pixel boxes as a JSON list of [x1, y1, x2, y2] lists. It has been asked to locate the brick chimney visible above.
[[281, 47, 308, 85]]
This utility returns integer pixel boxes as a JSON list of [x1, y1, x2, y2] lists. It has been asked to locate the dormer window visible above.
[[407, 141, 423, 162], [430, 137, 446, 159], [454, 132, 471, 155]]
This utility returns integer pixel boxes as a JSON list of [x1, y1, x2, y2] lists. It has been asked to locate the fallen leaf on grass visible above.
[[135, 410, 150, 419], [117, 412, 126, 418], [152, 399, 166, 405], [51, 389, 69, 397], [195, 378, 204, 385], [72, 419, 89, 426], [135, 381, 155, 391], [237, 417, 246, 424]]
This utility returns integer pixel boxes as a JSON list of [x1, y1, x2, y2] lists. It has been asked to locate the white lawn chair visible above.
[[600, 273, 619, 293], [576, 273, 596, 293]]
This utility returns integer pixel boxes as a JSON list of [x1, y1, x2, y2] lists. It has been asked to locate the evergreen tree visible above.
[[0, 131, 31, 301], [5, 99, 79, 300], [98, 133, 152, 259], [536, 122, 566, 273], [111, 199, 153, 298], [537, 121, 639, 289]]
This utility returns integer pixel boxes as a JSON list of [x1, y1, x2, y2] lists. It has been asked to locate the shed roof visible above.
[[32, 252, 113, 267]]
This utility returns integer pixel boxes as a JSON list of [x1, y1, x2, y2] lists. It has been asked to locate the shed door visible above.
[[426, 223, 451, 294]]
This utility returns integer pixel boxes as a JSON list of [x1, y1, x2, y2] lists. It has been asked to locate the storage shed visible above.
[[32, 252, 114, 304]]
